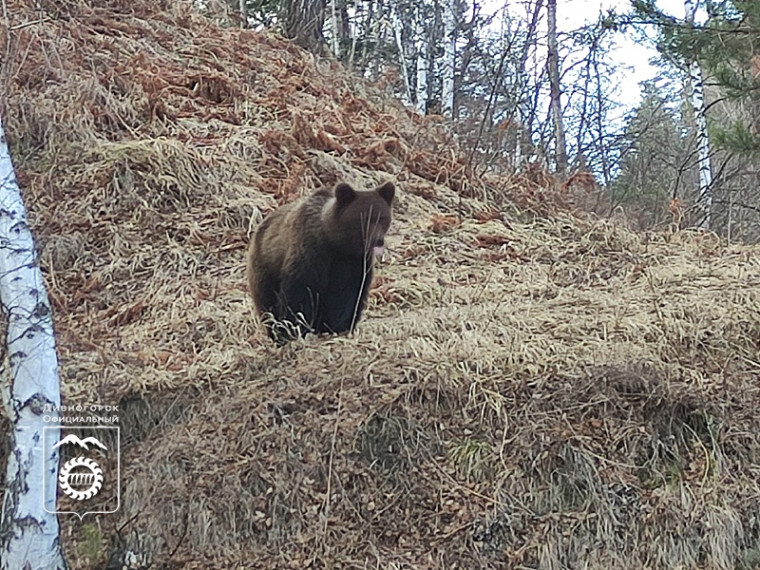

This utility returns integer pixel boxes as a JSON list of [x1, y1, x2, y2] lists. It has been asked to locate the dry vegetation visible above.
[[2, 1, 760, 568]]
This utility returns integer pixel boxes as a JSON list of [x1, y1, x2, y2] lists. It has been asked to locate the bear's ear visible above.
[[334, 182, 356, 207], [376, 181, 395, 206]]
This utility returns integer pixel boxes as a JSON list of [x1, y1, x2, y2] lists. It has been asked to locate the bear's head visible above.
[[324, 181, 395, 258]]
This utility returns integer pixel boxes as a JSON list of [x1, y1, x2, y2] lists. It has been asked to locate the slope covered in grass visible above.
[[2, 1, 760, 568]]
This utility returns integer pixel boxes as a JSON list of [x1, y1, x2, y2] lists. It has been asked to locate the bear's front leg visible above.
[[321, 258, 373, 334], [277, 269, 328, 340]]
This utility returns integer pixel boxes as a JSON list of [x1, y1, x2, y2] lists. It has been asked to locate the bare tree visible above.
[[283, 0, 328, 54], [547, 0, 568, 174], [591, 39, 612, 186], [512, 0, 544, 169], [441, 0, 456, 118], [390, 3, 413, 105]]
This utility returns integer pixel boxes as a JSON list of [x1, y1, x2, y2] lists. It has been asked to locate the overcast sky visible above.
[[561, 0, 690, 109], [482, 0, 689, 111]]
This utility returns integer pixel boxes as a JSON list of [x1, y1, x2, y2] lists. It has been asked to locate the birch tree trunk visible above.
[[416, 21, 429, 114], [0, 118, 66, 568], [547, 0, 568, 175], [330, 0, 340, 57], [684, 0, 713, 230], [239, 0, 247, 28], [390, 4, 412, 106], [347, 0, 362, 69], [441, 0, 456, 118], [359, 0, 376, 72]]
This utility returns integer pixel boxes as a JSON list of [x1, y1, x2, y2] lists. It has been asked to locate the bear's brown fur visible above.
[[246, 181, 395, 343]]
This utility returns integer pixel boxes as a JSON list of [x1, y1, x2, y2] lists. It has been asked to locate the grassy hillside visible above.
[[2, 1, 760, 568]]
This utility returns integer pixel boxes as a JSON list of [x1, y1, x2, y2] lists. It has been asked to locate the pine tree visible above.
[[633, 0, 760, 156], [609, 81, 696, 228]]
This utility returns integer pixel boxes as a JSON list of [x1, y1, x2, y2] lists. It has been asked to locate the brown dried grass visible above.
[[2, 1, 760, 569]]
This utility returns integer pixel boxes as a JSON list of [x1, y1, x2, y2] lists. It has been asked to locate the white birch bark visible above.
[[684, 0, 713, 229], [347, 0, 361, 69], [390, 4, 412, 106], [441, 0, 456, 118], [416, 24, 429, 114], [330, 0, 340, 57], [0, 116, 66, 569]]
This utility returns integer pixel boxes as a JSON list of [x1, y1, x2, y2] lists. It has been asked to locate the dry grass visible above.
[[2, 1, 760, 569]]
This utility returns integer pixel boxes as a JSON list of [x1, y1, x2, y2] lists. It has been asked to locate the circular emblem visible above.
[[59, 456, 103, 501]]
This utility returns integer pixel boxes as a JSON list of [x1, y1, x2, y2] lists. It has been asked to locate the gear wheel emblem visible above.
[[59, 456, 103, 501]]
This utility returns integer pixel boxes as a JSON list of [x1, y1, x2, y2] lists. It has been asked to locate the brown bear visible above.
[[246, 180, 395, 343]]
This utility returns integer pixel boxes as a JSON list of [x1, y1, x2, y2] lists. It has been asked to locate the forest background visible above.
[[251, 0, 760, 241]]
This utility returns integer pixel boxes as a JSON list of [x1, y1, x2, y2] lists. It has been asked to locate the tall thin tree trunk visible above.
[[513, 0, 544, 170], [592, 44, 611, 185], [547, 0, 568, 175], [684, 0, 713, 230], [330, 0, 340, 57], [347, 0, 361, 69], [416, 52, 428, 113], [575, 54, 592, 171], [0, 117, 66, 569], [283, 0, 327, 54], [239, 0, 247, 28], [416, 18, 429, 114], [390, 4, 412, 105], [360, 0, 376, 71], [441, 0, 456, 118]]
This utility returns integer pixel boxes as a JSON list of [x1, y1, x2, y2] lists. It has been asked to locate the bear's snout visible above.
[[372, 237, 385, 256]]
